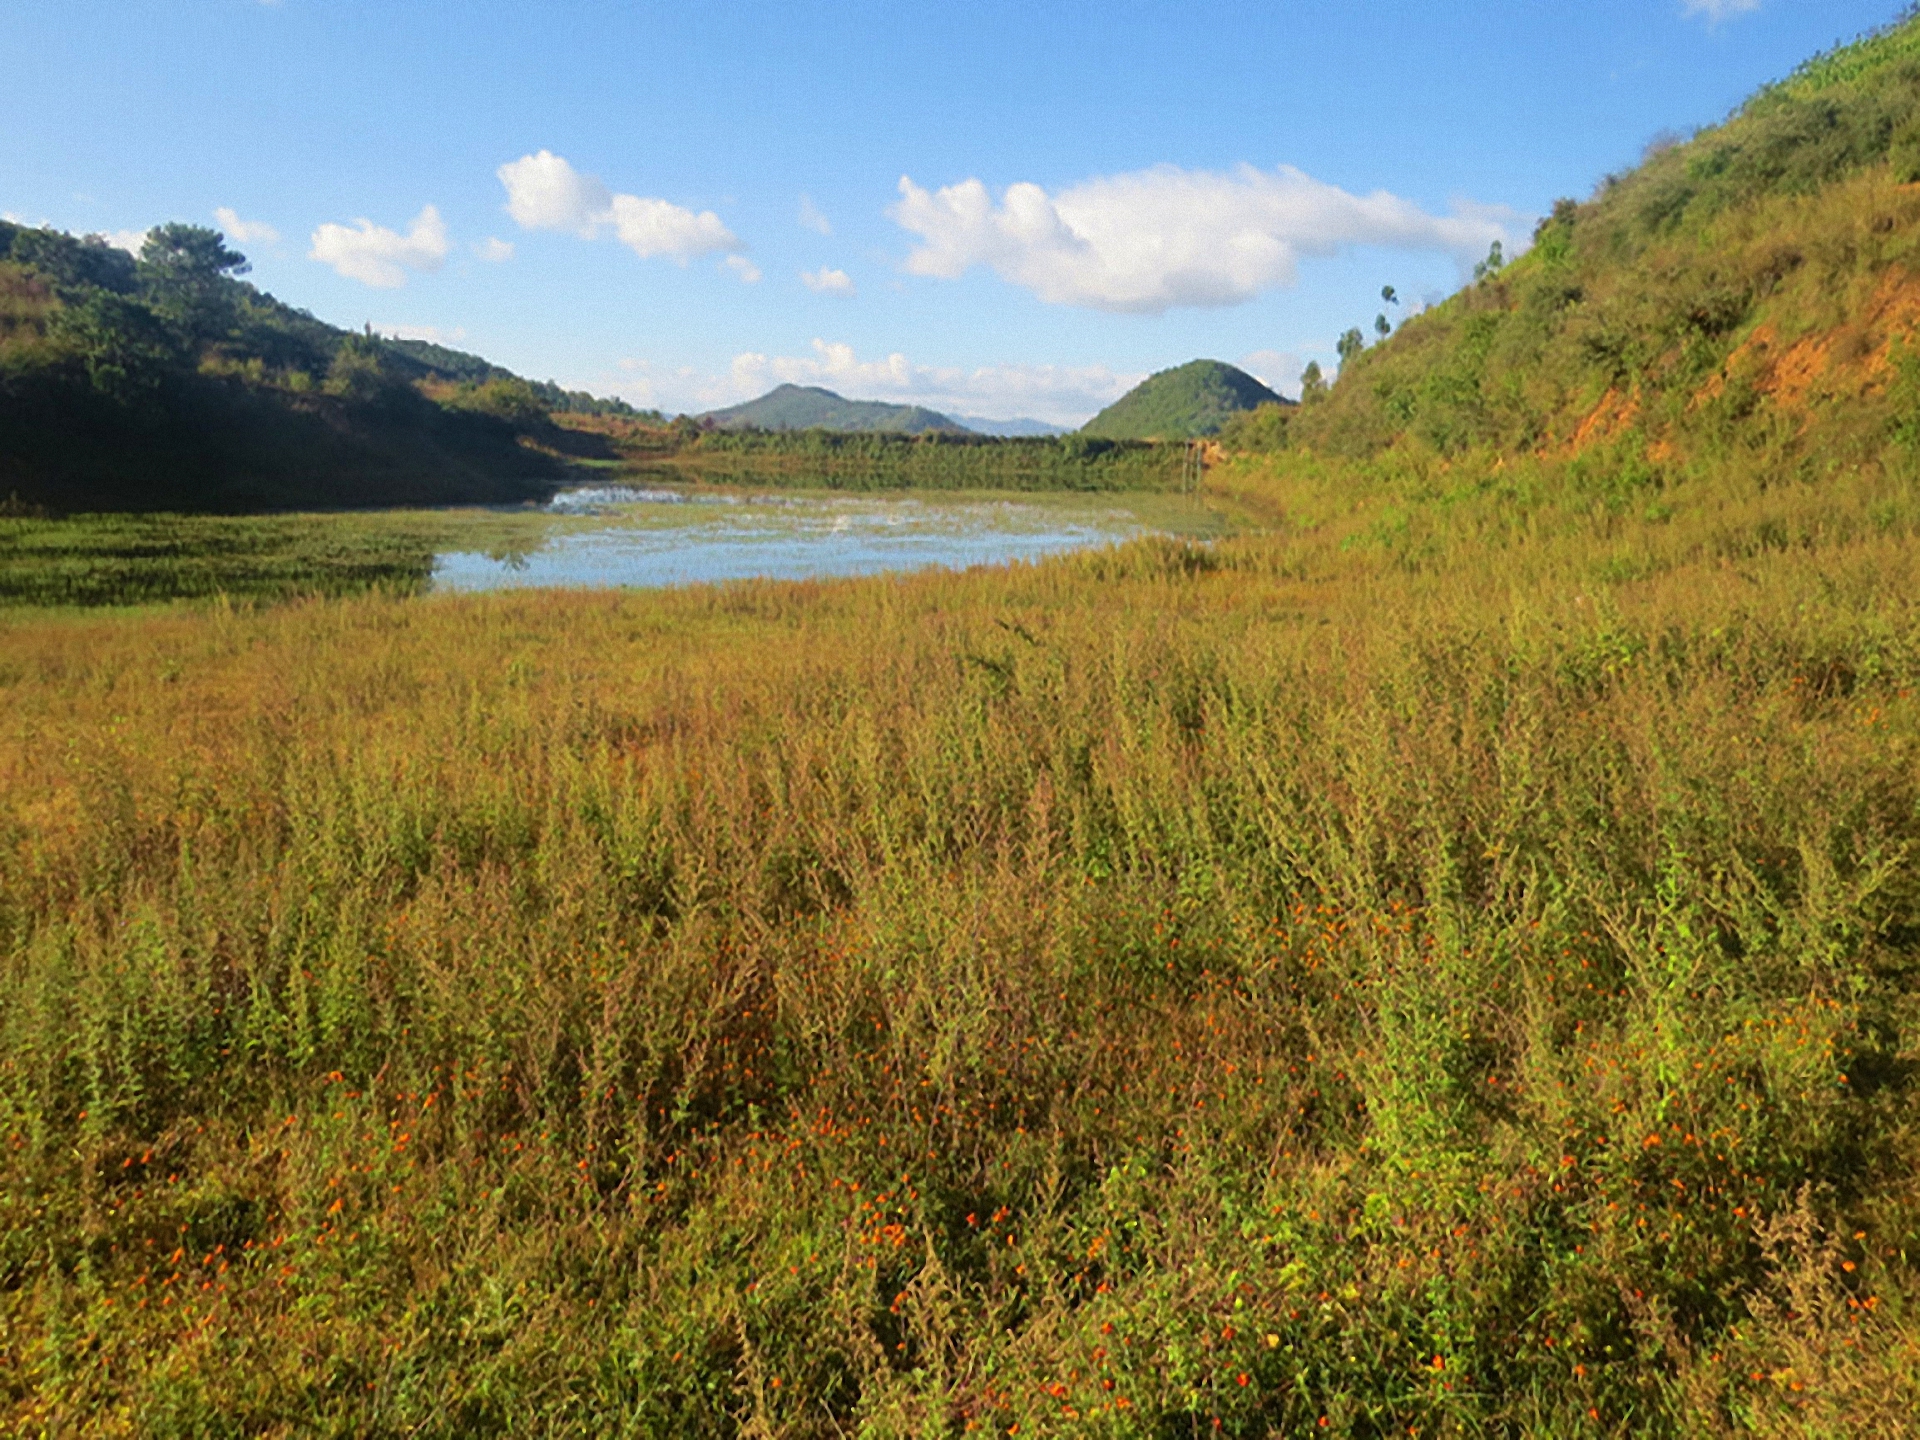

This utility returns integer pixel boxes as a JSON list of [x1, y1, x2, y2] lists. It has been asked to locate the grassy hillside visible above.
[[1082, 359, 1286, 439], [1285, 14, 1920, 484], [0, 222, 639, 513], [700, 384, 971, 434]]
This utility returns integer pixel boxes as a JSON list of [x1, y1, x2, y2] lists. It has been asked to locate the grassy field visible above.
[[4, 443, 1920, 1436], [12, 19, 1920, 1433]]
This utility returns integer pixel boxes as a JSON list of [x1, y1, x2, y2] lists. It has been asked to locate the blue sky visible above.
[[0, 0, 1903, 422]]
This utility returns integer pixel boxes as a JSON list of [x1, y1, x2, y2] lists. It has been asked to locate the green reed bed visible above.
[[666, 431, 1184, 492]]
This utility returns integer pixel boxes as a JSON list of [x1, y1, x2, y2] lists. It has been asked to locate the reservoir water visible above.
[[432, 486, 1205, 592]]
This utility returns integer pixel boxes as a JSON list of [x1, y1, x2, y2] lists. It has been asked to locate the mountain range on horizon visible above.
[[695, 370, 1283, 440], [690, 384, 1067, 438], [951, 414, 1070, 438]]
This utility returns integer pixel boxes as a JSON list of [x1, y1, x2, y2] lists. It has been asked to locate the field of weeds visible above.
[[3, 447, 1920, 1436]]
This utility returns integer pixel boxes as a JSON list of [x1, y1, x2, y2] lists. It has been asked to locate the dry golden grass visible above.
[[3, 450, 1920, 1435]]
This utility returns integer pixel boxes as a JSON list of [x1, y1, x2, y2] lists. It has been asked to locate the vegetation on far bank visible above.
[[646, 427, 1186, 492]]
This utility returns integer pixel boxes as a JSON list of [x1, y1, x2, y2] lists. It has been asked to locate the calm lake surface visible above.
[[432, 486, 1209, 592]]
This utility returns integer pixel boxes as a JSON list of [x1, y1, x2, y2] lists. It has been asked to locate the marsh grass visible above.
[[2, 444, 1919, 1435], [0, 509, 641, 609]]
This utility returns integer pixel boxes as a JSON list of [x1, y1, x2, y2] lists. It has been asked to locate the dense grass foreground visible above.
[[1, 453, 1918, 1436]]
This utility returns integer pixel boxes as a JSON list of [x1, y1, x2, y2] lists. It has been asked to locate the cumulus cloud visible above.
[[797, 194, 833, 235], [498, 149, 609, 235], [101, 229, 148, 256], [725, 255, 763, 284], [801, 266, 856, 296], [607, 194, 736, 261], [890, 163, 1521, 314], [474, 237, 515, 262], [497, 149, 738, 262], [1683, 0, 1760, 20], [309, 205, 450, 288], [214, 207, 279, 246], [612, 339, 1137, 426]]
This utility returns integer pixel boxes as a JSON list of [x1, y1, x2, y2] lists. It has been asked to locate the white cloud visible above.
[[1682, 0, 1760, 20], [890, 163, 1521, 314], [498, 149, 609, 235], [309, 205, 450, 288], [102, 229, 148, 256], [607, 193, 736, 260], [725, 255, 763, 284], [797, 194, 832, 235], [497, 149, 738, 262], [474, 236, 515, 262], [611, 339, 1138, 426], [801, 266, 856, 296], [213, 207, 279, 246], [377, 323, 469, 345]]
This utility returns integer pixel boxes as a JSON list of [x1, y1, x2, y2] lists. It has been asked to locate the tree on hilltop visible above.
[[138, 223, 250, 345]]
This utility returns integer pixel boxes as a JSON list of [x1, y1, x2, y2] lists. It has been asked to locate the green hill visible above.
[[1080, 359, 1286, 439], [699, 384, 971, 434], [0, 220, 642, 512], [1282, 15, 1920, 485]]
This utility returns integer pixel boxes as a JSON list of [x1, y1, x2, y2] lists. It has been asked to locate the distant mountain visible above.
[[700, 384, 972, 434], [953, 414, 1070, 438], [1080, 360, 1288, 440]]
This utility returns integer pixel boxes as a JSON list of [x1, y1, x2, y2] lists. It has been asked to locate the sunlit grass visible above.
[[3, 448, 1919, 1435]]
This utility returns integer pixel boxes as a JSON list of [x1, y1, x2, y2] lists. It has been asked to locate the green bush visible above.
[[446, 376, 551, 429]]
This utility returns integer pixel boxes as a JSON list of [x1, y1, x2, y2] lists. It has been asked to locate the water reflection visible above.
[[433, 489, 1165, 592]]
